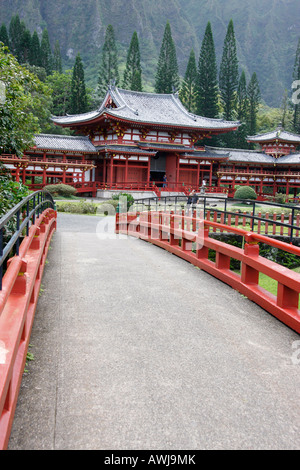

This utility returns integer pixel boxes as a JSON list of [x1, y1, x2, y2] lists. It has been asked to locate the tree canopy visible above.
[[98, 24, 119, 98], [0, 43, 51, 155], [155, 22, 180, 94]]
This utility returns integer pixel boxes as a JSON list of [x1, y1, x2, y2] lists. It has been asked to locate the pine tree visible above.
[[155, 22, 180, 94], [20, 27, 31, 63], [29, 31, 42, 67], [292, 37, 300, 134], [98, 24, 119, 98], [247, 72, 261, 137], [70, 53, 88, 114], [196, 22, 219, 118], [53, 40, 62, 73], [40, 29, 53, 75], [179, 49, 197, 112], [9, 15, 23, 62], [234, 70, 249, 148], [219, 19, 239, 121], [0, 24, 10, 49], [123, 31, 142, 91]]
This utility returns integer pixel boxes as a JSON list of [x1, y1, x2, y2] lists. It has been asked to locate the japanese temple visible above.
[[1, 85, 300, 199]]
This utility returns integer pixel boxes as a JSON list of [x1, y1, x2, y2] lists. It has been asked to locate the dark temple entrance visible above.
[[150, 152, 166, 186]]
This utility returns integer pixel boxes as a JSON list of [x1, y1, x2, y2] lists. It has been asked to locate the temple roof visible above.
[[206, 146, 275, 164], [32, 134, 98, 153], [247, 127, 300, 144], [52, 86, 240, 132]]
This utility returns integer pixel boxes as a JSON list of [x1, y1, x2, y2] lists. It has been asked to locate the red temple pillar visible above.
[[125, 157, 128, 183], [209, 162, 213, 188], [110, 156, 114, 184], [42, 167, 46, 186]]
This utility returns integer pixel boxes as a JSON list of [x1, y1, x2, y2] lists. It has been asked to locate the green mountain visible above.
[[0, 0, 298, 107]]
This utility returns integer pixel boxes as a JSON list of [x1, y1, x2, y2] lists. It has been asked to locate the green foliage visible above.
[[0, 23, 9, 48], [247, 72, 261, 136], [40, 29, 53, 75], [196, 22, 219, 118], [70, 53, 88, 114], [111, 192, 134, 210], [155, 22, 180, 94], [56, 200, 97, 214], [219, 19, 239, 121], [123, 31, 142, 91], [293, 37, 300, 134], [46, 70, 72, 116], [0, 165, 30, 244], [29, 31, 42, 67], [53, 40, 62, 73], [180, 49, 197, 113], [44, 183, 77, 197], [0, 43, 46, 155], [234, 185, 257, 200], [98, 25, 119, 98]]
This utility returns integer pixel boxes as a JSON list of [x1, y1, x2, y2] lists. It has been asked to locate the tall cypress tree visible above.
[[53, 40, 62, 73], [98, 24, 119, 98], [20, 27, 31, 63], [9, 15, 23, 62], [219, 19, 239, 121], [179, 49, 197, 112], [196, 22, 219, 118], [29, 30, 42, 67], [247, 72, 261, 137], [235, 70, 249, 148], [123, 31, 142, 91], [0, 24, 10, 49], [40, 29, 53, 75], [70, 53, 88, 114], [155, 22, 180, 94], [292, 37, 300, 134]]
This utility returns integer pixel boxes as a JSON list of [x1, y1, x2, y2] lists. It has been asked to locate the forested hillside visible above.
[[0, 0, 299, 106]]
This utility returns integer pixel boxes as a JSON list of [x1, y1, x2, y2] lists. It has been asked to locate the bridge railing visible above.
[[116, 210, 300, 335], [0, 191, 57, 450], [133, 196, 300, 244]]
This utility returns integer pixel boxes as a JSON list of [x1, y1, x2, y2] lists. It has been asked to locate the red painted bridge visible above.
[[0, 202, 300, 450]]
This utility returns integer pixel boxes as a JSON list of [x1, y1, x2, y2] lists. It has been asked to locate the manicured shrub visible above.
[[111, 192, 135, 210], [234, 185, 257, 200], [56, 200, 97, 214], [44, 184, 77, 198]]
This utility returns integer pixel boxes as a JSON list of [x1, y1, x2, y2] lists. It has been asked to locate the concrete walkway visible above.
[[8, 213, 300, 450]]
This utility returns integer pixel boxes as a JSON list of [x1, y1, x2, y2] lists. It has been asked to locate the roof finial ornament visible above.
[[172, 86, 178, 95], [109, 78, 116, 89]]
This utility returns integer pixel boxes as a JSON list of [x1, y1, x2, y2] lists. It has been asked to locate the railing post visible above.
[[241, 238, 260, 285], [196, 227, 209, 259], [170, 212, 179, 246]]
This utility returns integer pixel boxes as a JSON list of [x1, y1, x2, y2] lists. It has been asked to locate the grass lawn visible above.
[[258, 267, 300, 308]]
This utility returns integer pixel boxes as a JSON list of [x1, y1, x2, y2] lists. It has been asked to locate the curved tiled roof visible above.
[[247, 127, 300, 143], [206, 146, 275, 163], [52, 86, 240, 131], [33, 134, 97, 153]]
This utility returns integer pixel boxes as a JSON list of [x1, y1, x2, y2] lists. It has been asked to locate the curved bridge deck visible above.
[[8, 213, 300, 450]]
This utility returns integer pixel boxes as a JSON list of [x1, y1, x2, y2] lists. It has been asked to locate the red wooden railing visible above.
[[0, 208, 57, 450], [116, 210, 300, 334]]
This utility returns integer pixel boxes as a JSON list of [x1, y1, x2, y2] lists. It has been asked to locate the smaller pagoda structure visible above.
[[213, 126, 300, 198], [247, 126, 300, 157]]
